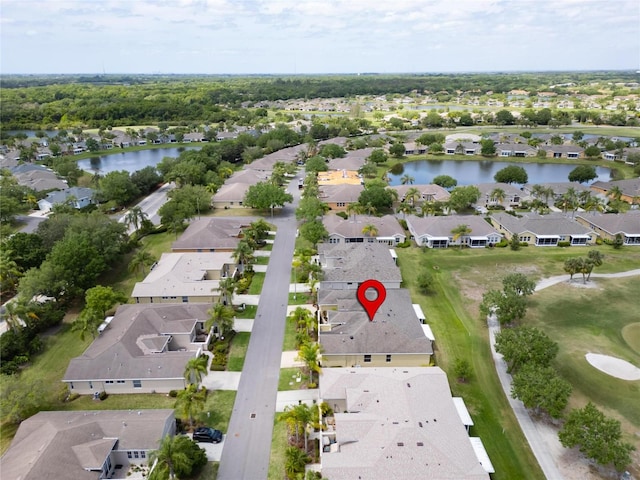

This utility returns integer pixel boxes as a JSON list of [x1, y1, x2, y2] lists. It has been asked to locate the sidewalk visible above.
[[275, 389, 319, 412]]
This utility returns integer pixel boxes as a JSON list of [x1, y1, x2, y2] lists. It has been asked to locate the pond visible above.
[[77, 147, 200, 174], [387, 159, 612, 186]]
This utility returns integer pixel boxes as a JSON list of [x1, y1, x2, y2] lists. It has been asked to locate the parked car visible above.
[[192, 427, 223, 443]]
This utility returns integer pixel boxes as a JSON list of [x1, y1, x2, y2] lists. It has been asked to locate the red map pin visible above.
[[357, 279, 387, 322]]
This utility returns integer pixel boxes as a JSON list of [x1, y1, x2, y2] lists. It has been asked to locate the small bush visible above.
[[398, 219, 408, 230], [557, 241, 571, 247], [98, 391, 108, 401], [169, 390, 179, 398], [335, 211, 348, 219], [396, 240, 411, 248], [495, 239, 509, 248], [67, 393, 80, 402]]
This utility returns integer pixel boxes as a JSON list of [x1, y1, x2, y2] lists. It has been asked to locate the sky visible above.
[[1, 0, 639, 75]]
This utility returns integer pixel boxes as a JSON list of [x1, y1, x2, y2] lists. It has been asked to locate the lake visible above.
[[77, 147, 199, 174], [387, 159, 612, 186]]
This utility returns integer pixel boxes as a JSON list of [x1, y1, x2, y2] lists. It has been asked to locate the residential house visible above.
[[172, 216, 256, 252], [490, 212, 596, 246], [495, 143, 537, 157], [403, 141, 427, 155], [445, 133, 482, 143], [212, 182, 252, 209], [10, 163, 69, 191], [474, 182, 525, 209], [602, 147, 640, 162], [575, 211, 640, 245], [226, 168, 271, 185], [37, 186, 95, 212], [64, 303, 212, 394], [319, 368, 492, 480], [522, 182, 593, 203], [131, 252, 236, 304], [390, 184, 451, 205], [590, 179, 640, 205], [319, 184, 364, 212], [327, 149, 371, 171], [318, 169, 362, 186], [1, 409, 175, 480], [406, 214, 502, 248], [183, 132, 205, 142], [318, 242, 402, 290], [246, 144, 306, 172], [444, 141, 481, 155], [323, 214, 406, 246], [543, 145, 585, 159], [318, 289, 433, 367]]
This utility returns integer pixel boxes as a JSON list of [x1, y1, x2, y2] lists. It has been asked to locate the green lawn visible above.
[[288, 293, 311, 305], [282, 315, 297, 351], [248, 272, 266, 294], [196, 461, 218, 480], [527, 279, 640, 429], [268, 413, 289, 480], [234, 304, 257, 319], [196, 390, 237, 433], [278, 367, 305, 392], [255, 255, 270, 265], [228, 332, 251, 372], [396, 244, 640, 479]]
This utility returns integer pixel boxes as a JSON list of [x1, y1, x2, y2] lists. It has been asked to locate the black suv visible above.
[[192, 427, 223, 443]]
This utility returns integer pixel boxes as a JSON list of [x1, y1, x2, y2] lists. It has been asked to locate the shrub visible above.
[[98, 391, 108, 401], [557, 241, 571, 247], [396, 240, 411, 248], [398, 219, 408, 230], [67, 393, 80, 402], [168, 390, 179, 398], [335, 211, 348, 220], [495, 239, 509, 248]]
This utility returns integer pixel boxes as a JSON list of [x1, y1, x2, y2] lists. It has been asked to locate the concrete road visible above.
[[118, 182, 175, 233], [217, 177, 302, 480], [16, 214, 47, 233]]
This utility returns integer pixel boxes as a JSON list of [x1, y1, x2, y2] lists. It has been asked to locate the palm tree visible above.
[[562, 187, 578, 215], [176, 384, 207, 429], [530, 184, 546, 201], [183, 355, 209, 386], [128, 249, 156, 277], [124, 206, 148, 233], [206, 302, 235, 338], [289, 307, 315, 336], [0, 249, 22, 295], [216, 277, 236, 306], [346, 202, 362, 221], [284, 446, 309, 479], [233, 240, 255, 274], [451, 224, 472, 249], [396, 202, 414, 219], [400, 174, 415, 185], [148, 434, 192, 480], [362, 224, 379, 238], [608, 186, 623, 201], [404, 187, 421, 206], [489, 188, 506, 205], [2, 298, 37, 332], [297, 342, 322, 386]]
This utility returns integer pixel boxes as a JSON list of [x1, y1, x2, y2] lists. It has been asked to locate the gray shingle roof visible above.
[[575, 211, 640, 235], [323, 214, 404, 240], [320, 367, 489, 480], [406, 214, 501, 238], [1, 409, 174, 480], [390, 184, 450, 202], [319, 289, 432, 355], [64, 303, 210, 382], [212, 182, 252, 202], [490, 212, 594, 236], [319, 184, 364, 203], [172, 216, 256, 251], [318, 242, 402, 284]]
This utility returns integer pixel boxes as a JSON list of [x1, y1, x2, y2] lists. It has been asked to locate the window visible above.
[[140, 451, 146, 459], [117, 380, 125, 384], [364, 355, 372, 363], [329, 238, 340, 244], [134, 451, 139, 459], [386, 355, 392, 363], [336, 202, 345, 207], [105, 380, 114, 384], [89, 381, 93, 389], [182, 296, 188, 303], [133, 380, 142, 388], [127, 452, 132, 459]]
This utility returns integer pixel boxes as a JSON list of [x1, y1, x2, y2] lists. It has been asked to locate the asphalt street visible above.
[[217, 178, 302, 480]]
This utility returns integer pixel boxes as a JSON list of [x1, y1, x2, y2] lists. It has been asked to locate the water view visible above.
[[387, 159, 612, 186], [77, 147, 199, 174]]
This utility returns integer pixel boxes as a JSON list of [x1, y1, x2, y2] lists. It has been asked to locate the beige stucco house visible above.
[[131, 251, 236, 304], [1, 409, 175, 480], [319, 367, 492, 479], [490, 212, 596, 246], [63, 303, 211, 395], [323, 214, 406, 246], [575, 211, 640, 245], [172, 216, 256, 252]]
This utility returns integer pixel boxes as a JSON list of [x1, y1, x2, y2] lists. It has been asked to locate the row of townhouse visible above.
[[315, 242, 494, 479]]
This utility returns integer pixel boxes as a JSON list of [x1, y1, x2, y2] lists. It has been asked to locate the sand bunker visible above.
[[585, 353, 640, 381]]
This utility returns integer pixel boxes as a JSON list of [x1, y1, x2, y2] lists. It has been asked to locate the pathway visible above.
[[488, 267, 640, 480]]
